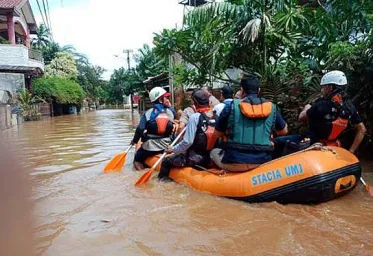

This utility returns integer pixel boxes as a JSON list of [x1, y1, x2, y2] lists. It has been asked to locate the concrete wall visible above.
[[0, 45, 29, 66], [29, 59, 45, 71], [0, 73, 25, 95], [0, 73, 25, 131], [0, 45, 44, 71]]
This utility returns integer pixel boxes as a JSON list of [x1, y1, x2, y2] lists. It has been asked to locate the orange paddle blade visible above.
[[104, 152, 127, 173], [135, 167, 155, 186], [360, 177, 373, 196], [363, 184, 373, 196]]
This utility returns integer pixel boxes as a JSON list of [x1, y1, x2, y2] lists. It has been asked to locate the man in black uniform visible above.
[[298, 70, 366, 153]]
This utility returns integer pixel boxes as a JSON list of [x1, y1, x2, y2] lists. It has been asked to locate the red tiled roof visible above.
[[0, 0, 24, 9]]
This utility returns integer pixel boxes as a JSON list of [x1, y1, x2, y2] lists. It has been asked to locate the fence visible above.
[[36, 103, 52, 117]]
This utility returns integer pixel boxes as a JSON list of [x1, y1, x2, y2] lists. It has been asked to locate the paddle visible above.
[[104, 145, 133, 173], [360, 177, 373, 195], [135, 127, 187, 186]]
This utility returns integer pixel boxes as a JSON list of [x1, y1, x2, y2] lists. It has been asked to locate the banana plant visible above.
[[17, 90, 45, 121]]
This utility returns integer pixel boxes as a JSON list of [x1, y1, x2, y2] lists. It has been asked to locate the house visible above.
[[0, 0, 44, 130]]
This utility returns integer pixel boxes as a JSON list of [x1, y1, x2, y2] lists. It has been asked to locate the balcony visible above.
[[0, 44, 44, 72]]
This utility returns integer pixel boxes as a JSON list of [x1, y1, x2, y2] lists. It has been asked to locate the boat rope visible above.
[[304, 143, 337, 154], [194, 165, 227, 177]]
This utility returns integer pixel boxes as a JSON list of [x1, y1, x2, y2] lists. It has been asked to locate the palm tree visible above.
[[134, 44, 168, 79], [31, 23, 51, 49], [61, 45, 89, 65]]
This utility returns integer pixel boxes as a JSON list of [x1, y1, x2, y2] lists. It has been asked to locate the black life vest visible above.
[[311, 93, 352, 141]]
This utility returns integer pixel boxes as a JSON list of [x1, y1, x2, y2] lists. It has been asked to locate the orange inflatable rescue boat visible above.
[[144, 144, 361, 204]]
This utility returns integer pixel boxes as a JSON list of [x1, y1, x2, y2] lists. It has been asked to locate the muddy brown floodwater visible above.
[[2, 109, 373, 255]]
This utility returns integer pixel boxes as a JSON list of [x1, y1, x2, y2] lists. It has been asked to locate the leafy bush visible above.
[[17, 90, 43, 121], [45, 52, 78, 78], [33, 76, 85, 106], [0, 38, 11, 44]]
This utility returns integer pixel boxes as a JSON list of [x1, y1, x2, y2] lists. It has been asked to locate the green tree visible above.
[[41, 42, 61, 64], [153, 0, 306, 86], [31, 23, 51, 49], [34, 76, 85, 106], [107, 68, 143, 109], [134, 44, 168, 80], [77, 63, 106, 101], [45, 52, 78, 78], [60, 45, 89, 65]]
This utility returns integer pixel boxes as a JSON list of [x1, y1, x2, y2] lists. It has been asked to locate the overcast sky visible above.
[[30, 0, 184, 80]]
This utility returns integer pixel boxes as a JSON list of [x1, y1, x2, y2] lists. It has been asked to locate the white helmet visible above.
[[320, 70, 347, 86], [149, 87, 169, 102]]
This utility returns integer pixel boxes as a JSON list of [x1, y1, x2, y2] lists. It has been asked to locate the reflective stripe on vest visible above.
[[226, 98, 276, 152]]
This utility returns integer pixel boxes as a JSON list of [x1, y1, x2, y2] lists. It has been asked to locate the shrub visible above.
[[33, 76, 85, 106]]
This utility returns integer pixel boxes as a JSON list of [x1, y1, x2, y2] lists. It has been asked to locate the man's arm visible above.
[[298, 104, 312, 123], [349, 122, 366, 153], [177, 107, 194, 134], [172, 114, 199, 154], [276, 124, 288, 136], [274, 107, 288, 136]]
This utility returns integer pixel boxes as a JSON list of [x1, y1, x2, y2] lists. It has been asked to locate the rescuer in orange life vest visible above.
[[131, 87, 175, 170], [210, 75, 289, 172], [299, 70, 366, 151], [273, 70, 367, 158], [158, 88, 217, 180]]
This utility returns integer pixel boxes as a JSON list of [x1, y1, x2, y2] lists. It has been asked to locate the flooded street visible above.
[[2, 110, 373, 255]]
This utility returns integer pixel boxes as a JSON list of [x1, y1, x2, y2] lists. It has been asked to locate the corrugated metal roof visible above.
[[143, 72, 169, 84], [0, 0, 24, 9]]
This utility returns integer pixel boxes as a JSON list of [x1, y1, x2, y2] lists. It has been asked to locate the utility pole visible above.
[[123, 49, 133, 71], [169, 54, 175, 106], [123, 49, 134, 111]]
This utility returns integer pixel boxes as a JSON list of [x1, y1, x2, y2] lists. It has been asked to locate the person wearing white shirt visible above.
[[213, 85, 234, 117]]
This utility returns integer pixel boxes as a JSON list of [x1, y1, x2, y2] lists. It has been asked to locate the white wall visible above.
[[0, 73, 25, 94], [0, 45, 44, 71], [0, 45, 29, 66]]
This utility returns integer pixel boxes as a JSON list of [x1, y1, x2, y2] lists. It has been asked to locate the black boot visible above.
[[158, 158, 172, 181]]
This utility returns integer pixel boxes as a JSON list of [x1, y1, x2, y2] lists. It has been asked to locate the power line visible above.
[[41, 0, 51, 31], [45, 0, 53, 39], [35, 0, 48, 29]]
